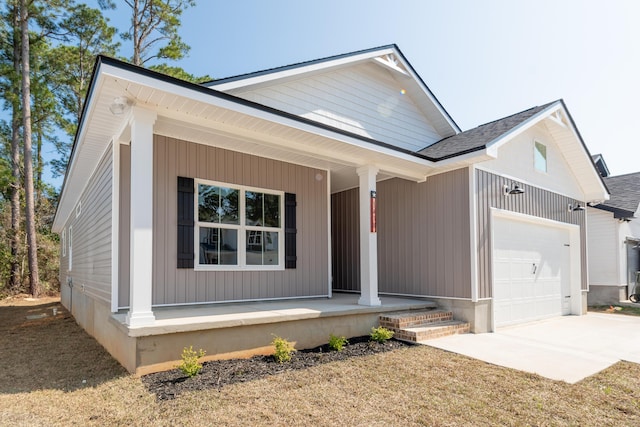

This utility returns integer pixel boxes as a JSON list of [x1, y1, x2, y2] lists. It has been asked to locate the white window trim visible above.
[[194, 178, 285, 271], [534, 140, 548, 173], [75, 201, 82, 218]]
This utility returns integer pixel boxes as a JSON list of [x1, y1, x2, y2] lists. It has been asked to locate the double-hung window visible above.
[[195, 179, 283, 270]]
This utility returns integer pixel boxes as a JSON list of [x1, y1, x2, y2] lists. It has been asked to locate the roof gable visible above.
[[419, 103, 555, 160], [421, 100, 608, 202], [207, 45, 460, 144]]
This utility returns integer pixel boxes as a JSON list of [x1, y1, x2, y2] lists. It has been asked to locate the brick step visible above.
[[394, 320, 471, 343], [379, 309, 453, 329]]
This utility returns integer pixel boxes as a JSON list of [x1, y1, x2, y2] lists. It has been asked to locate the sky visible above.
[[70, 0, 640, 187]]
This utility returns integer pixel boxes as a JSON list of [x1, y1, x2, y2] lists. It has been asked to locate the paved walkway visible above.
[[424, 312, 640, 383]]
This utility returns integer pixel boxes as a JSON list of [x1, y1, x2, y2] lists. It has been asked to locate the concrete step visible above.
[[404, 320, 470, 343], [379, 309, 453, 329]]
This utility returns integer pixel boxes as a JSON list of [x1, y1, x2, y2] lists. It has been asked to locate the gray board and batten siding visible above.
[[60, 143, 113, 304], [475, 169, 587, 299], [332, 168, 472, 299], [118, 135, 329, 308], [331, 167, 587, 301]]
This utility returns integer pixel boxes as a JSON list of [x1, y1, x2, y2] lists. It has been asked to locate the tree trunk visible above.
[[21, 0, 40, 298], [132, 0, 140, 65], [10, 0, 21, 292]]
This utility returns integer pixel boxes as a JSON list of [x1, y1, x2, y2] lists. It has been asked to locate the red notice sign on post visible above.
[[370, 190, 377, 233]]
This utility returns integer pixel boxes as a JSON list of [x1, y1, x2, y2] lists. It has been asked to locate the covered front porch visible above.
[[110, 293, 435, 374]]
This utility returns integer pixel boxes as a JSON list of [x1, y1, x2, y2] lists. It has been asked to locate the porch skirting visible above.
[[65, 290, 435, 375]]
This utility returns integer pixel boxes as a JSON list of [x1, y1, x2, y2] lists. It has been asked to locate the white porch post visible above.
[[126, 107, 157, 326], [357, 165, 382, 306]]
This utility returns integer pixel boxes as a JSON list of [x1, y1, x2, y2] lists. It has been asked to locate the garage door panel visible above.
[[493, 216, 571, 327]]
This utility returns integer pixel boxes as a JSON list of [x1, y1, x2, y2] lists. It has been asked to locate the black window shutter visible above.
[[284, 192, 297, 269], [177, 177, 194, 268]]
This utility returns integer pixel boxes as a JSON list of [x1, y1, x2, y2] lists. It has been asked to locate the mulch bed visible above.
[[142, 336, 413, 400]]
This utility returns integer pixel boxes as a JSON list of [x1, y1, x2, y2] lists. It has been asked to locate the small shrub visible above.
[[272, 335, 296, 363], [328, 334, 349, 352], [178, 346, 206, 377], [370, 326, 394, 343]]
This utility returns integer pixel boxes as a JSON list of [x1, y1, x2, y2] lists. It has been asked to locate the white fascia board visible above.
[[543, 106, 609, 203], [101, 63, 437, 171], [436, 149, 496, 168], [211, 47, 397, 91]]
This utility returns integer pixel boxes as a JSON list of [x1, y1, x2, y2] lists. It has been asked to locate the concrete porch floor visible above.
[[112, 293, 437, 338]]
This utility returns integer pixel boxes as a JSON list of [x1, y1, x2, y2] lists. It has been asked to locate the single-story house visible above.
[[587, 167, 640, 304], [52, 44, 608, 373]]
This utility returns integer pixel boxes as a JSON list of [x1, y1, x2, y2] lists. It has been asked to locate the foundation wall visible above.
[[429, 298, 492, 333], [134, 312, 383, 375]]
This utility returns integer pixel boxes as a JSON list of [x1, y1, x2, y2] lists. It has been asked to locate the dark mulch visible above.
[[142, 336, 413, 400]]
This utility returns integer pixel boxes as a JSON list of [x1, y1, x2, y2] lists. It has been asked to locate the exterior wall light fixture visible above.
[[503, 183, 525, 196], [109, 96, 132, 115], [568, 203, 585, 212]]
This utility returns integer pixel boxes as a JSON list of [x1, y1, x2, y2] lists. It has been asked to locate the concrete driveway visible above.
[[424, 312, 640, 383]]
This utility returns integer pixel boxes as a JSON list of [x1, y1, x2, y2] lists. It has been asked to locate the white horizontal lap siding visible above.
[[480, 124, 584, 200], [65, 144, 113, 303], [229, 63, 442, 152], [586, 208, 618, 285]]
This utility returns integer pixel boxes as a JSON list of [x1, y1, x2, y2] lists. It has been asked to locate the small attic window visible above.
[[76, 201, 82, 218], [534, 141, 547, 172]]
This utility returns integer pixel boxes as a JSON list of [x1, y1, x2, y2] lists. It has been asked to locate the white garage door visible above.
[[493, 216, 572, 327]]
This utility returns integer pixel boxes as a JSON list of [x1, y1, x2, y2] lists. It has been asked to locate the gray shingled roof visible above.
[[418, 102, 557, 160], [593, 172, 640, 218]]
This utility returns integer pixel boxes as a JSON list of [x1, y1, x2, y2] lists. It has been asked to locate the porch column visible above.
[[357, 165, 382, 306], [126, 107, 157, 327]]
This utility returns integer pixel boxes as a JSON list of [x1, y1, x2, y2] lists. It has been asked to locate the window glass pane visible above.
[[199, 227, 237, 265], [219, 187, 239, 224], [246, 230, 262, 265], [198, 184, 239, 224], [263, 231, 279, 265], [246, 231, 279, 265], [198, 184, 219, 222], [534, 142, 547, 172], [263, 194, 280, 227], [245, 191, 263, 226]]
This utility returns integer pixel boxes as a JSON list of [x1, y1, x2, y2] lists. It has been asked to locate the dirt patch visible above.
[[143, 336, 412, 400], [0, 295, 127, 394], [589, 305, 640, 316]]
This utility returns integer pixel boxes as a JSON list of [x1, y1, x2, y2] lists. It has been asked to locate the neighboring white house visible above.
[[587, 169, 640, 304]]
